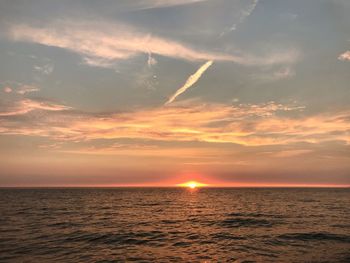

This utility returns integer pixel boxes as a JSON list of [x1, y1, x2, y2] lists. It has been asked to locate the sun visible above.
[[177, 181, 208, 189], [188, 182, 197, 189]]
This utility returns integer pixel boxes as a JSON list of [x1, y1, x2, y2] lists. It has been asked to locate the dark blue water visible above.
[[0, 188, 349, 262]]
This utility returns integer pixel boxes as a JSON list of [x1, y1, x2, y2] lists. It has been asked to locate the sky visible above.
[[0, 0, 349, 187]]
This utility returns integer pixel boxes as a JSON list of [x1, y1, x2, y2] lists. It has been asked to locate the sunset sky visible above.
[[0, 0, 349, 187]]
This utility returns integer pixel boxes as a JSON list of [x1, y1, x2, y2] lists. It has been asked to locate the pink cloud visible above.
[[0, 99, 71, 116], [338, 50, 350, 61], [3, 87, 12, 93]]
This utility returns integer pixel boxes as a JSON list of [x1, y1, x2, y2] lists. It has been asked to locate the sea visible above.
[[0, 188, 349, 262]]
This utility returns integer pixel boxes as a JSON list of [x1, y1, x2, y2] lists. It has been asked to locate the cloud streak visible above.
[[165, 60, 213, 105], [8, 20, 299, 67], [0, 99, 71, 116], [220, 0, 258, 37], [1, 82, 40, 95], [16, 85, 39, 95], [9, 21, 231, 64], [132, 0, 208, 10]]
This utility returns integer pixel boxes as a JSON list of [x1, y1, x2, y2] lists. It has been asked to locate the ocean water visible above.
[[0, 188, 349, 262]]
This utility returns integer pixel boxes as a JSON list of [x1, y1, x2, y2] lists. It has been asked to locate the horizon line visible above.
[[1, 184, 349, 189]]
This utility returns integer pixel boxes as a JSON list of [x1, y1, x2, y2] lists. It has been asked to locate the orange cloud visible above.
[[60, 144, 217, 159], [0, 99, 71, 116], [1, 100, 349, 147]]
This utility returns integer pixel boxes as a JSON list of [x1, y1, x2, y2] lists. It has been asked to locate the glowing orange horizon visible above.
[[177, 181, 208, 189], [1, 183, 349, 188]]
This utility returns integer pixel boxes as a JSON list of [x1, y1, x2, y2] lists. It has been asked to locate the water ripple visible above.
[[0, 188, 349, 262]]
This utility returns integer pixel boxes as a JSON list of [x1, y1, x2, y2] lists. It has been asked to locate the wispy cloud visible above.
[[9, 21, 231, 64], [60, 143, 212, 158], [165, 60, 213, 105], [338, 50, 350, 61], [1, 99, 348, 147], [34, 64, 54, 75], [147, 52, 157, 67], [82, 57, 116, 68], [1, 82, 40, 95], [252, 67, 295, 82], [271, 149, 313, 158], [0, 99, 71, 116], [16, 85, 39, 95], [8, 20, 299, 67], [132, 0, 208, 10], [220, 0, 258, 37]]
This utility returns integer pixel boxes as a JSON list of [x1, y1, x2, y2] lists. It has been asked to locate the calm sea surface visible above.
[[0, 188, 349, 262]]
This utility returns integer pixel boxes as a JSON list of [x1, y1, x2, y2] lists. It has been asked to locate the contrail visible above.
[[165, 60, 213, 105], [219, 0, 258, 38]]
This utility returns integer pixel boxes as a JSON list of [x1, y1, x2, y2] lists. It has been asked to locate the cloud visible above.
[[269, 149, 313, 158], [16, 85, 39, 95], [272, 67, 295, 79], [165, 60, 213, 105], [0, 98, 71, 116], [60, 143, 211, 158], [9, 21, 231, 63], [132, 0, 208, 10], [82, 57, 116, 68], [147, 52, 157, 67], [1, 82, 40, 94], [253, 67, 295, 82], [338, 50, 350, 61], [1, 99, 348, 147], [3, 87, 12, 93], [8, 20, 299, 67], [34, 64, 54, 75], [220, 0, 258, 37]]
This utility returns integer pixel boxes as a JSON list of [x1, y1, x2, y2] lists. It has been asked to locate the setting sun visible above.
[[177, 181, 208, 189], [1, 0, 349, 262]]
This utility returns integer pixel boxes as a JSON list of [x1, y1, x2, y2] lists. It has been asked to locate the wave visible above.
[[227, 212, 285, 218], [220, 217, 276, 227], [62, 230, 168, 246], [211, 232, 246, 240], [277, 232, 350, 243]]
